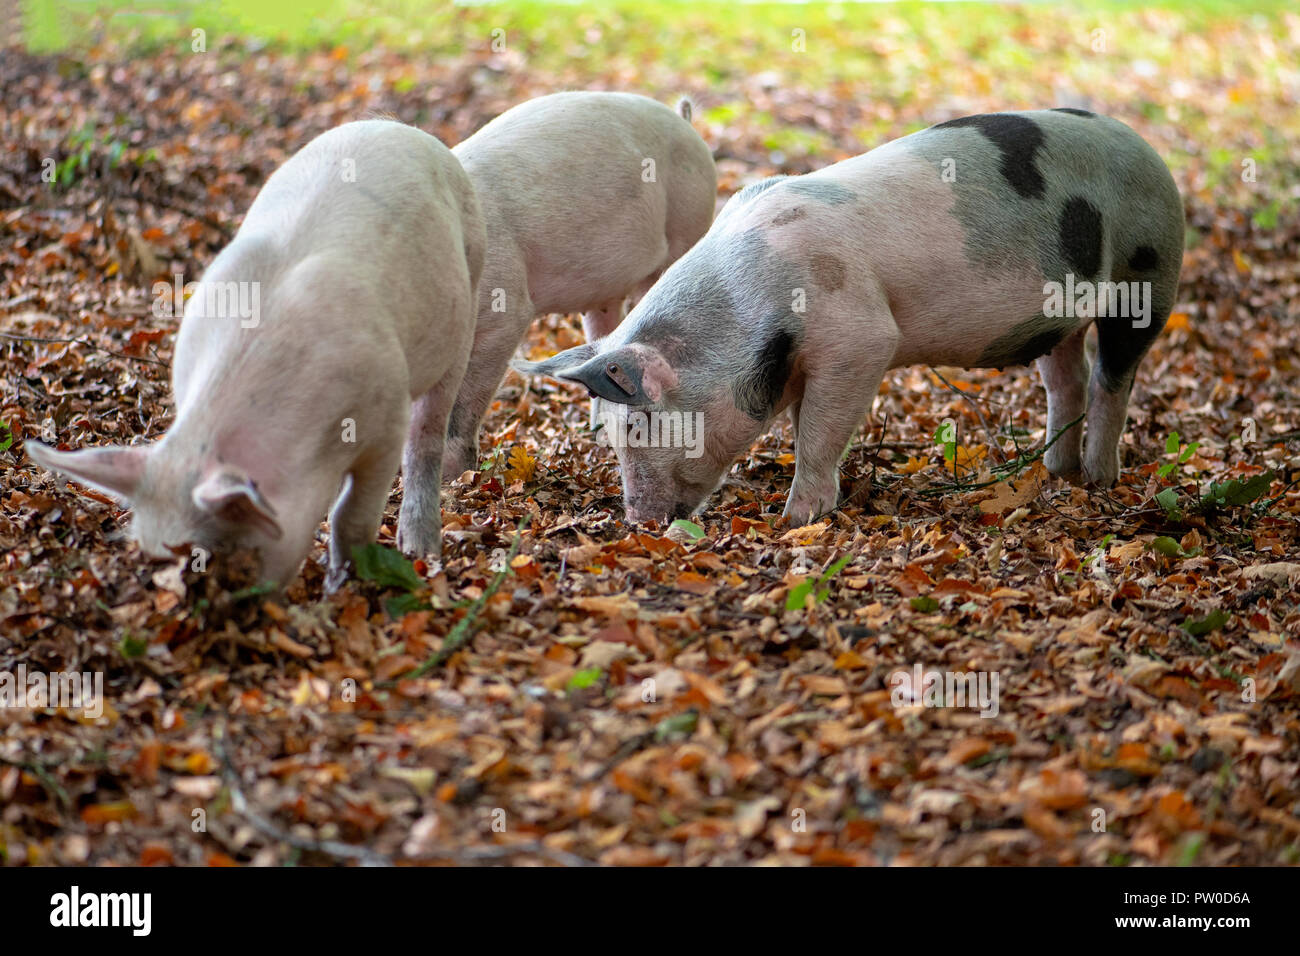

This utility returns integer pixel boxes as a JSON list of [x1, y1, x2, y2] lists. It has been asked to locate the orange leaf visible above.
[[81, 800, 137, 825], [674, 571, 714, 595]]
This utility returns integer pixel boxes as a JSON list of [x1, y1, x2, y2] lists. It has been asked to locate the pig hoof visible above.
[[324, 562, 350, 595], [783, 485, 839, 525], [1048, 465, 1085, 485], [1043, 451, 1083, 482], [440, 445, 477, 481], [1082, 459, 1120, 489], [396, 525, 441, 561]]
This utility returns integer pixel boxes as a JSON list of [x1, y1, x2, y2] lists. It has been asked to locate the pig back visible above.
[[180, 120, 484, 398], [453, 92, 714, 313]]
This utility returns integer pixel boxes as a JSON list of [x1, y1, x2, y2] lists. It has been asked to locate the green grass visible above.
[[16, 0, 1299, 209], [17, 0, 1299, 62]]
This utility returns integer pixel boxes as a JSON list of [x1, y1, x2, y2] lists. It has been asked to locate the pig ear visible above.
[[192, 468, 284, 540], [510, 344, 598, 380], [541, 345, 678, 406], [25, 442, 149, 502]]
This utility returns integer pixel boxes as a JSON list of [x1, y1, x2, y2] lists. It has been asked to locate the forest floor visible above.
[[1, 2, 1298, 865]]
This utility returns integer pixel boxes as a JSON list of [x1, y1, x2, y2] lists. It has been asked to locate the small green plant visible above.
[[934, 421, 956, 466], [1198, 471, 1276, 514], [1157, 430, 1199, 479], [118, 632, 148, 659], [1177, 832, 1207, 867], [0, 419, 13, 453], [1183, 609, 1230, 636], [1081, 533, 1114, 567], [50, 124, 127, 190], [654, 709, 698, 742], [1150, 536, 1201, 559], [669, 518, 705, 540], [567, 667, 603, 692], [352, 543, 428, 616], [1155, 486, 1183, 521], [353, 543, 422, 590], [787, 554, 852, 611], [1149, 429, 1275, 524]]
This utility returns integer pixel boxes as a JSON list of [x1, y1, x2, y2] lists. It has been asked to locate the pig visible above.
[[26, 119, 485, 588], [513, 110, 1184, 524], [440, 91, 717, 479]]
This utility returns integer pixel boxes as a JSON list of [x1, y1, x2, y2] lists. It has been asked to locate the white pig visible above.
[[26, 120, 485, 588], [440, 91, 717, 479], [514, 110, 1184, 524]]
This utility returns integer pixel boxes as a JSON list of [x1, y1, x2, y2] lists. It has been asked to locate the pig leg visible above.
[[399, 374, 464, 558], [581, 300, 625, 343], [784, 338, 896, 524], [442, 292, 534, 479], [1036, 327, 1089, 481], [326, 446, 404, 593]]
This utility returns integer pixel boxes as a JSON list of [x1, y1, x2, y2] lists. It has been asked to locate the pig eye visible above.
[[605, 363, 637, 395]]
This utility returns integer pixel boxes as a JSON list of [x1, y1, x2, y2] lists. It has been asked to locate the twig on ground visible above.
[[915, 413, 1085, 497], [930, 366, 1006, 463], [0, 331, 169, 368], [213, 719, 392, 865], [0, 752, 72, 809], [400, 513, 531, 680]]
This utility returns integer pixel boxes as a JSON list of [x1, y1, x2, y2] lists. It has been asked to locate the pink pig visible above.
[[441, 92, 717, 479], [27, 120, 485, 588]]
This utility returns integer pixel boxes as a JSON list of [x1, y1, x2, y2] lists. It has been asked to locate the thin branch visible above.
[[400, 513, 532, 680], [213, 720, 391, 865], [0, 331, 169, 368], [0, 752, 72, 809], [930, 366, 1006, 463], [915, 412, 1085, 497]]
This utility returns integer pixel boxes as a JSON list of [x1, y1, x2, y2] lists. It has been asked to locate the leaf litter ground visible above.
[[1, 5, 1299, 865]]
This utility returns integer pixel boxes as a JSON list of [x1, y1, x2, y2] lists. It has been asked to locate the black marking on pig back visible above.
[[734, 327, 797, 420], [1128, 245, 1159, 271], [810, 253, 846, 291], [770, 206, 806, 227], [1051, 107, 1096, 117], [978, 315, 1075, 369], [1058, 197, 1104, 277], [932, 113, 1046, 199], [783, 178, 856, 205]]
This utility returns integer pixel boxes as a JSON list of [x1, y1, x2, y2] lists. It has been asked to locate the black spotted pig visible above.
[[442, 91, 717, 477], [26, 120, 484, 588], [515, 110, 1184, 524]]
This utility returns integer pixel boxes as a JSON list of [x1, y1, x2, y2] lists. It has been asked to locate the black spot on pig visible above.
[[1051, 107, 1095, 117], [933, 113, 1046, 199], [810, 253, 846, 291], [770, 206, 807, 227], [784, 178, 855, 204], [734, 327, 797, 419], [1128, 245, 1159, 271], [978, 315, 1075, 369], [1058, 197, 1104, 277]]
